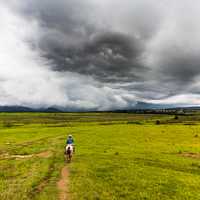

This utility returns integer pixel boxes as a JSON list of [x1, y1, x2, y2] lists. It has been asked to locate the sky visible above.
[[1, 0, 200, 110]]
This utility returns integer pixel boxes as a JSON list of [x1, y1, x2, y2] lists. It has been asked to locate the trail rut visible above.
[[57, 166, 69, 200]]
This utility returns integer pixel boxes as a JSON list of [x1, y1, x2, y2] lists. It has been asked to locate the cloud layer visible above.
[[1, 0, 200, 109]]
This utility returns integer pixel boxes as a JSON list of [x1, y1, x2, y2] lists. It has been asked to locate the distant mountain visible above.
[[133, 102, 200, 110], [0, 106, 34, 112], [0, 102, 199, 112], [0, 106, 62, 112], [40, 107, 62, 112], [132, 101, 174, 110]]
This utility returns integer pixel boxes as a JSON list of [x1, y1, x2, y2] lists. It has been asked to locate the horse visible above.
[[65, 144, 73, 162]]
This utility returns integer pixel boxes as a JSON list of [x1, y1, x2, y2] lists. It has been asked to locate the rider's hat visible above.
[[68, 134, 72, 138]]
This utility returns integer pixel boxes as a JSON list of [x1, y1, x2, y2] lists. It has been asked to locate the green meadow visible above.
[[0, 112, 200, 199]]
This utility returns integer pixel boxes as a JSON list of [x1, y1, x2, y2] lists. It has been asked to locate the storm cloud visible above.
[[1, 0, 200, 109]]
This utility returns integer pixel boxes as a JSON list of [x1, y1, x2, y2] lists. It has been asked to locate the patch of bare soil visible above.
[[0, 151, 52, 160], [36, 151, 52, 158], [12, 155, 33, 159], [0, 153, 10, 159], [180, 152, 200, 159], [0, 154, 33, 160], [57, 166, 69, 200]]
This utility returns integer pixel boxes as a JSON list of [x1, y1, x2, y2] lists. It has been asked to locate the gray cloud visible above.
[[16, 0, 147, 83], [47, 32, 146, 82], [1, 0, 200, 109]]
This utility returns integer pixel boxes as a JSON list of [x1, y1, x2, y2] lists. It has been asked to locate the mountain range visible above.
[[0, 102, 196, 112]]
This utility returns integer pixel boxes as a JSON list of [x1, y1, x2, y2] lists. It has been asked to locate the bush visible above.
[[178, 150, 182, 154], [127, 121, 142, 125], [3, 121, 13, 128], [155, 120, 160, 125], [174, 115, 179, 120]]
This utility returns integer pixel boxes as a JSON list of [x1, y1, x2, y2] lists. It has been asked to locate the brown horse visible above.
[[65, 144, 73, 162]]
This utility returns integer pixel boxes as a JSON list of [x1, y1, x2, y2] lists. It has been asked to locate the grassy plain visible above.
[[0, 112, 200, 199]]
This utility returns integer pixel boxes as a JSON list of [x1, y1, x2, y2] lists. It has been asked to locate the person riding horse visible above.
[[65, 135, 75, 162], [66, 135, 75, 149]]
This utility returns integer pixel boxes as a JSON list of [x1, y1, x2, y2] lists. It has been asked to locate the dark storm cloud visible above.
[[18, 0, 200, 98], [46, 32, 146, 82], [18, 0, 96, 51], [14, 0, 147, 83], [2, 0, 200, 108], [159, 54, 200, 84]]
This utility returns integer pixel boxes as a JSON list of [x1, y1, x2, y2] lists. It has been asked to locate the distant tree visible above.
[[155, 120, 160, 125], [3, 121, 13, 128], [174, 115, 179, 120]]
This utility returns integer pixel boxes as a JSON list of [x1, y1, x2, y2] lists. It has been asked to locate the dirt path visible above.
[[36, 151, 52, 158], [180, 152, 200, 159], [0, 151, 52, 160], [57, 166, 69, 200]]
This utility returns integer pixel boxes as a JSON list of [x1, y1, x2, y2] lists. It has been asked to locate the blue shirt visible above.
[[66, 138, 74, 144]]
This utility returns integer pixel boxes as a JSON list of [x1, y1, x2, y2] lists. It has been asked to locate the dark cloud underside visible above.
[[1, 0, 200, 109]]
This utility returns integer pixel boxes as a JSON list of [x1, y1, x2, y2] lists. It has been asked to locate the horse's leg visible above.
[[67, 154, 70, 162], [68, 152, 72, 162], [70, 153, 72, 161], [67, 152, 72, 162]]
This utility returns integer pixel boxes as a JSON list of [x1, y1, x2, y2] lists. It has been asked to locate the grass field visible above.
[[1, 112, 200, 199]]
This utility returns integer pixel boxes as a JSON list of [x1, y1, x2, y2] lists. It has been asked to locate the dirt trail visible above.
[[36, 151, 52, 158], [0, 151, 52, 160], [180, 152, 200, 159], [57, 166, 69, 200]]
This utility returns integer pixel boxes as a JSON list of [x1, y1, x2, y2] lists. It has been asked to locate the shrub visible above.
[[127, 121, 142, 125], [174, 115, 179, 120], [155, 120, 160, 125], [178, 150, 182, 154], [3, 121, 13, 128]]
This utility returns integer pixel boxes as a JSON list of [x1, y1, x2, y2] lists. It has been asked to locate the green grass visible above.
[[0, 113, 200, 199]]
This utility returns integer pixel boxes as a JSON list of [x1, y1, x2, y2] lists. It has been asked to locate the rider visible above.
[[66, 134, 75, 152]]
